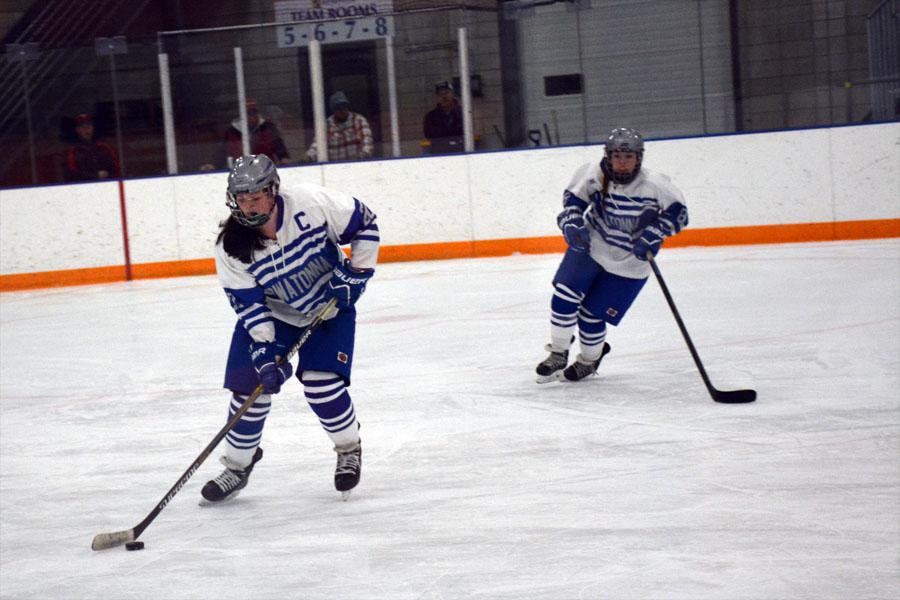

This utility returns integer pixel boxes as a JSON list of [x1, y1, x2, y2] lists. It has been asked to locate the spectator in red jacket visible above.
[[224, 99, 290, 167], [65, 114, 120, 181]]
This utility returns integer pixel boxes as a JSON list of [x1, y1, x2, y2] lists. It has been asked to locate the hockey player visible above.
[[536, 127, 688, 383], [202, 154, 379, 502]]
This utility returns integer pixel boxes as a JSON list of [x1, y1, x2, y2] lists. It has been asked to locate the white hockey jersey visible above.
[[563, 162, 687, 279], [215, 182, 379, 343]]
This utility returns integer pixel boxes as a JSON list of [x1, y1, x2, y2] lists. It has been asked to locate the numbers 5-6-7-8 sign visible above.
[[278, 16, 393, 47]]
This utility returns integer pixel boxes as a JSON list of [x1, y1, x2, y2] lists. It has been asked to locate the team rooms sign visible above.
[[274, 0, 395, 47]]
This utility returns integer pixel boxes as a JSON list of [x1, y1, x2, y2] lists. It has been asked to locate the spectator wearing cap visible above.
[[224, 99, 290, 167], [304, 91, 374, 162], [64, 113, 120, 181], [423, 80, 464, 155]]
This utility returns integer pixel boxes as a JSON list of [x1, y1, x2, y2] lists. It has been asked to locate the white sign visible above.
[[274, 1, 394, 48]]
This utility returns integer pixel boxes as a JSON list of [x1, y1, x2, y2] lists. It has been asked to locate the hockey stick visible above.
[[646, 253, 756, 404], [91, 298, 338, 550]]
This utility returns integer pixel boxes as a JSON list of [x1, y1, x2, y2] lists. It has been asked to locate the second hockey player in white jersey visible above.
[[202, 154, 379, 502], [536, 127, 688, 382]]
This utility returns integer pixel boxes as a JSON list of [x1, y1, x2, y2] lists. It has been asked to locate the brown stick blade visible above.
[[91, 529, 134, 550]]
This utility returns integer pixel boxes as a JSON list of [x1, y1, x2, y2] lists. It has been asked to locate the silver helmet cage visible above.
[[604, 127, 644, 184], [225, 154, 281, 228]]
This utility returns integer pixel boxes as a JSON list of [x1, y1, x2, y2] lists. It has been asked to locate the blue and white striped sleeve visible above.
[[314, 189, 379, 270], [653, 175, 689, 237], [214, 243, 276, 343], [308, 188, 381, 269], [341, 198, 379, 269], [562, 163, 593, 213]]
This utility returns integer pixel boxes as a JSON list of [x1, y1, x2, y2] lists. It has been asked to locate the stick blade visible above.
[[713, 388, 757, 404], [91, 529, 135, 550]]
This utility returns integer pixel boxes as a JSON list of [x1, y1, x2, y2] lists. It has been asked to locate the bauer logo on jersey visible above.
[[606, 307, 619, 318], [337, 351, 349, 364]]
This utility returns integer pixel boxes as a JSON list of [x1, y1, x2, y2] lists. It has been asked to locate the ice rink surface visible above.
[[1, 239, 898, 600]]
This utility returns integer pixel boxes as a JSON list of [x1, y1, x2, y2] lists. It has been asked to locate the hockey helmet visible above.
[[226, 154, 280, 228], [604, 127, 644, 184]]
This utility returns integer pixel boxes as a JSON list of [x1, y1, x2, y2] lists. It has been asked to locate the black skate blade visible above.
[[713, 389, 757, 404], [341, 490, 352, 501], [535, 373, 561, 384]]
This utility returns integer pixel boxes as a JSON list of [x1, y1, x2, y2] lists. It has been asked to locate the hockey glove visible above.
[[250, 341, 293, 394], [557, 209, 590, 253], [327, 263, 375, 309], [633, 225, 666, 261]]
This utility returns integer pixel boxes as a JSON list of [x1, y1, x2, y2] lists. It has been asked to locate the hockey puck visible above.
[[125, 541, 145, 551]]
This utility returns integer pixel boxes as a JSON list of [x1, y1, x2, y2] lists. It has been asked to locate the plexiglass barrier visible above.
[[1, 1, 895, 188]]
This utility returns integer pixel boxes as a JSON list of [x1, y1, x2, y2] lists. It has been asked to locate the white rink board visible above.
[[0, 123, 897, 275], [0, 181, 124, 273], [649, 130, 837, 228], [467, 145, 595, 240], [830, 124, 900, 222], [321, 155, 476, 245], [126, 171, 270, 264]]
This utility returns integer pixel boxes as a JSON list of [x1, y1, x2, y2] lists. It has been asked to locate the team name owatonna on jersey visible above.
[[215, 182, 379, 342], [563, 162, 687, 279]]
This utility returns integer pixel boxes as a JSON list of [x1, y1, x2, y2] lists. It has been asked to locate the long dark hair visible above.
[[600, 159, 610, 196], [217, 215, 266, 263]]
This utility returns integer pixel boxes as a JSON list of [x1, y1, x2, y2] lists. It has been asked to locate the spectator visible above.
[[64, 114, 120, 181], [224, 99, 290, 167], [304, 91, 374, 162], [423, 80, 464, 154]]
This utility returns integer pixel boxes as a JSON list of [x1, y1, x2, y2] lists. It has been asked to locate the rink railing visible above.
[[1, 122, 898, 292]]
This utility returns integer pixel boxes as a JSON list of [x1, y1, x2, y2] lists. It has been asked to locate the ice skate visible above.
[[535, 345, 569, 383], [200, 446, 263, 504], [334, 441, 362, 500], [560, 343, 611, 382]]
